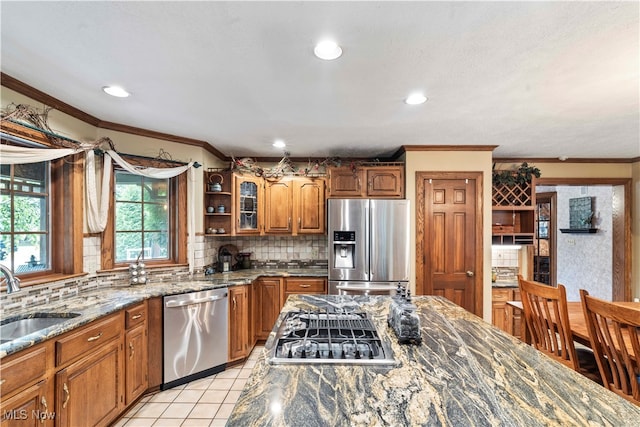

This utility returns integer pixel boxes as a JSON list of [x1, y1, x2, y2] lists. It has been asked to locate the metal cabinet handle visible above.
[[40, 396, 48, 423], [0, 378, 5, 385], [129, 342, 135, 359], [131, 314, 143, 320], [298, 217, 301, 227], [299, 284, 311, 288], [62, 383, 70, 408], [233, 297, 237, 310], [87, 332, 103, 342], [165, 294, 226, 308], [466, 271, 474, 277]]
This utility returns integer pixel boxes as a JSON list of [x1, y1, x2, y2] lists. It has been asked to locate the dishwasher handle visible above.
[[165, 293, 227, 308]]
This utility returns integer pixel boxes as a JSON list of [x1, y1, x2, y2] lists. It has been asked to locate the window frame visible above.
[[1, 122, 84, 285], [101, 157, 188, 270]]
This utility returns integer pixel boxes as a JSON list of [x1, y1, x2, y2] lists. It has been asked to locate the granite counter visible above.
[[0, 268, 327, 358], [227, 294, 640, 426]]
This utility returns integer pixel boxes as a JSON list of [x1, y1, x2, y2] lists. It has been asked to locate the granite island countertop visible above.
[[0, 267, 327, 358], [227, 294, 640, 427]]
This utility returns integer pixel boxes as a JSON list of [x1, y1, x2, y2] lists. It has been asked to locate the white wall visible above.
[[553, 186, 613, 301]]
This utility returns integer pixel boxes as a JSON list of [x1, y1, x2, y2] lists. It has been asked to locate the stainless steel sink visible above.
[[0, 312, 81, 343]]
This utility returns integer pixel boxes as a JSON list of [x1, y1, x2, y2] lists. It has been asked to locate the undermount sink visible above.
[[0, 312, 81, 343]]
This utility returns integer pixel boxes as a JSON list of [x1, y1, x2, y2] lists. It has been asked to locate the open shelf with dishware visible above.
[[204, 169, 233, 236]]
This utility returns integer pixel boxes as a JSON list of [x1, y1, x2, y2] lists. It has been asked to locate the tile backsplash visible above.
[[206, 235, 328, 265], [491, 246, 520, 268]]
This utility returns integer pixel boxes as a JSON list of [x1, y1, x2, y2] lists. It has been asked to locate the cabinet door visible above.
[[264, 180, 293, 234], [366, 166, 404, 198], [1, 380, 52, 427], [229, 285, 250, 362], [55, 338, 123, 427], [235, 175, 263, 235], [293, 178, 325, 235], [125, 324, 148, 405], [255, 278, 282, 340], [327, 167, 363, 198], [491, 288, 511, 333]]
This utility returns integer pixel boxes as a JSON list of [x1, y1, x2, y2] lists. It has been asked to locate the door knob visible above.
[[466, 271, 474, 277]]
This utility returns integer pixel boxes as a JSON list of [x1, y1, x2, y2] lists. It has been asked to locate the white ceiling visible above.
[[1, 1, 638, 160]]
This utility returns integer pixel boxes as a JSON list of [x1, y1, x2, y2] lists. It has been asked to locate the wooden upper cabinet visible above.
[[263, 177, 326, 235], [264, 180, 293, 234], [234, 175, 263, 235], [328, 164, 404, 198], [293, 178, 325, 235], [327, 167, 364, 197], [366, 166, 404, 197]]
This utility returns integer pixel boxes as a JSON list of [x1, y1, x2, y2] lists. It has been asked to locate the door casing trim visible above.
[[416, 171, 484, 317]]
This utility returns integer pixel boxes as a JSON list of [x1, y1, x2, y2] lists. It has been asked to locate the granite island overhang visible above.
[[227, 295, 640, 427]]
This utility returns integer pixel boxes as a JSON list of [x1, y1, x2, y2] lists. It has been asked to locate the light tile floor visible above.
[[113, 346, 264, 427]]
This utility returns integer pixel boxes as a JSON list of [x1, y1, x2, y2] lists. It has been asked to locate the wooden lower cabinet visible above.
[[0, 379, 51, 427], [146, 297, 163, 390], [255, 278, 283, 340], [491, 287, 521, 339], [124, 303, 148, 405], [229, 285, 251, 362], [55, 337, 124, 427], [0, 341, 53, 427], [125, 324, 148, 405], [282, 278, 327, 307]]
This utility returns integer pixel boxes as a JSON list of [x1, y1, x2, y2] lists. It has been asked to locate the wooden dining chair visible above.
[[518, 275, 601, 383], [580, 289, 640, 405]]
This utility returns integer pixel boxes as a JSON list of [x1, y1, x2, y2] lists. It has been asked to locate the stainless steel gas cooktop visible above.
[[268, 310, 397, 366]]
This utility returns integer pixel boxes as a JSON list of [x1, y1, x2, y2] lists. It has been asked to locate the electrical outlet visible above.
[[311, 248, 319, 258], [567, 238, 576, 246]]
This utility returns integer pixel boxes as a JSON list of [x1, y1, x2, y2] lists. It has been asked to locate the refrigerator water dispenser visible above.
[[333, 231, 355, 269]]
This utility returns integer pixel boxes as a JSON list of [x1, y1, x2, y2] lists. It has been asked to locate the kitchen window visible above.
[[0, 135, 84, 284], [102, 160, 188, 269], [114, 172, 170, 263], [0, 162, 50, 275]]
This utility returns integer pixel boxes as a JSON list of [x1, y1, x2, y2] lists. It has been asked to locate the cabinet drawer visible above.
[[0, 343, 48, 397], [492, 288, 512, 302], [125, 302, 147, 330], [284, 278, 326, 293], [55, 314, 122, 367]]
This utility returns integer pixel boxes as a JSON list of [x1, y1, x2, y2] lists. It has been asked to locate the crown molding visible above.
[[1, 72, 101, 126]]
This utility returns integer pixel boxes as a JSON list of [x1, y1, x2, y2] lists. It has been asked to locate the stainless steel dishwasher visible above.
[[162, 288, 228, 389]]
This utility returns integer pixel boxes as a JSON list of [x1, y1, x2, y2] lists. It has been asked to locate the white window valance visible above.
[[0, 144, 80, 163]]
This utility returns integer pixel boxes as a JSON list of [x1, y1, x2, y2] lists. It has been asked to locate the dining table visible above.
[[506, 300, 640, 357]]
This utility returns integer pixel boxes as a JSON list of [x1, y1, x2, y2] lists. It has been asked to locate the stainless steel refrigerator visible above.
[[328, 199, 410, 295]]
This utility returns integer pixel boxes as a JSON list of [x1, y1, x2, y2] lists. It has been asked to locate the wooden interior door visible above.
[[416, 172, 483, 316]]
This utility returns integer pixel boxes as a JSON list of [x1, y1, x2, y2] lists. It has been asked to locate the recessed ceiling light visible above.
[[405, 93, 427, 105], [314, 40, 342, 60], [558, 156, 569, 161], [273, 139, 286, 148], [102, 86, 130, 98]]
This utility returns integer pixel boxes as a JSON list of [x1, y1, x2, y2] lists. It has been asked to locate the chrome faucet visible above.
[[0, 264, 21, 294]]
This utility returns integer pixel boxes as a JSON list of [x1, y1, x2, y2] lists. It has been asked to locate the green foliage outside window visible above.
[[115, 172, 170, 263], [0, 162, 49, 273]]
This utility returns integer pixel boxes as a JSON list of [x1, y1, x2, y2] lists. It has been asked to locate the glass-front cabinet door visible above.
[[235, 175, 262, 235]]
